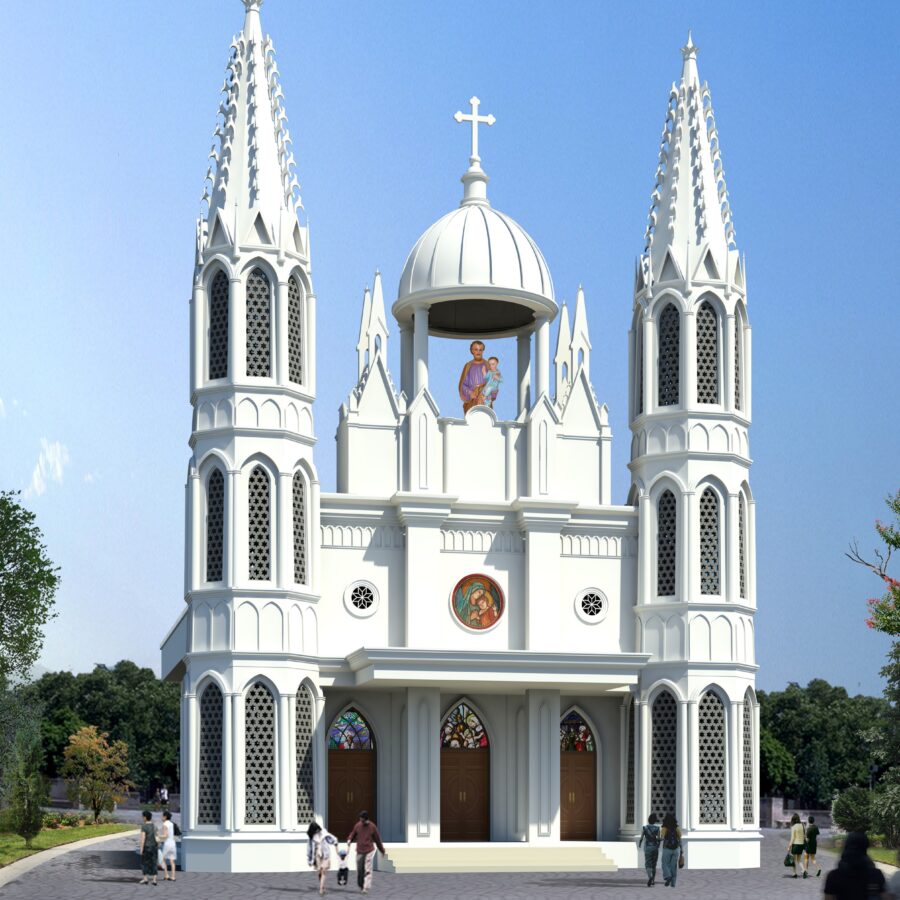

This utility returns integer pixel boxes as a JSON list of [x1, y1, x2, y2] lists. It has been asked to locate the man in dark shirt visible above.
[[347, 810, 385, 894]]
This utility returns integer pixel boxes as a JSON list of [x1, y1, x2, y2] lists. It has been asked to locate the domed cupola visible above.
[[393, 98, 556, 339]]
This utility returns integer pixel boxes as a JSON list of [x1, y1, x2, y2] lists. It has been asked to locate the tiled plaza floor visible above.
[[0, 829, 848, 899]]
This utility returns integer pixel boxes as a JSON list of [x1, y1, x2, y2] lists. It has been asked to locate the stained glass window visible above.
[[560, 711, 595, 752], [328, 709, 374, 750], [440, 703, 488, 749]]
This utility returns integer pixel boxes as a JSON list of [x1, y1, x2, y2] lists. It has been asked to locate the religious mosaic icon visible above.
[[328, 708, 373, 749], [457, 341, 502, 412], [441, 702, 489, 749], [451, 574, 504, 630], [560, 710, 595, 752]]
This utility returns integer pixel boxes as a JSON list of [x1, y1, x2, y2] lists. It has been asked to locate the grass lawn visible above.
[[0, 824, 136, 868], [868, 846, 899, 867]]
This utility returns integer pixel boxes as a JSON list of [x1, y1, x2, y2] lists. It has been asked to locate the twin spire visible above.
[[356, 271, 389, 379], [554, 286, 592, 400]]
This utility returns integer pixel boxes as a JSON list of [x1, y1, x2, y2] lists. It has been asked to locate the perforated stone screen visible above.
[[734, 317, 742, 411], [651, 690, 677, 819], [739, 495, 747, 599], [288, 277, 303, 384], [209, 271, 229, 380], [657, 304, 680, 407], [296, 684, 315, 825], [637, 328, 644, 416], [293, 473, 306, 584], [206, 469, 225, 582], [743, 695, 753, 823], [198, 683, 223, 825], [246, 268, 271, 377], [244, 681, 276, 825], [626, 700, 636, 824], [700, 488, 720, 595], [657, 490, 677, 596], [248, 466, 271, 580], [698, 691, 727, 824], [697, 301, 719, 404]]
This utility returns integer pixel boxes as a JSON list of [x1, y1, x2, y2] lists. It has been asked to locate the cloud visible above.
[[83, 471, 99, 484], [0, 397, 5, 418], [25, 439, 70, 497]]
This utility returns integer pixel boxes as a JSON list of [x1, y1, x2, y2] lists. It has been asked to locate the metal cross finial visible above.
[[454, 96, 495, 164]]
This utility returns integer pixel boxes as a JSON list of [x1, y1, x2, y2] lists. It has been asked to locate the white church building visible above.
[[161, 0, 760, 874]]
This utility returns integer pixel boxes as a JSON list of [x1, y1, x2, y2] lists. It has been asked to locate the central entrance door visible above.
[[440, 701, 490, 841], [560, 710, 597, 840], [327, 708, 376, 839]]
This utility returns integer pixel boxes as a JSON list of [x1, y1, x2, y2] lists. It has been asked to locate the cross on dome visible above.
[[454, 96, 495, 167], [454, 96, 496, 207]]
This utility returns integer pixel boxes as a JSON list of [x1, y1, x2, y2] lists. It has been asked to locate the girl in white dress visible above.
[[160, 810, 177, 881], [306, 822, 338, 895]]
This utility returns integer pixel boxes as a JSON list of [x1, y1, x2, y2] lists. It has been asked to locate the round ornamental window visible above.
[[450, 574, 505, 632], [575, 588, 608, 625], [343, 581, 379, 618]]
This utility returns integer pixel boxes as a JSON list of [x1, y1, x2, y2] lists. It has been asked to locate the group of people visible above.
[[638, 813, 683, 887], [458, 341, 503, 412], [138, 809, 178, 886], [307, 811, 386, 896], [787, 812, 821, 879]]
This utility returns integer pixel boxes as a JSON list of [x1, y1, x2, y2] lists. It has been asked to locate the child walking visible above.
[[336, 845, 349, 886]]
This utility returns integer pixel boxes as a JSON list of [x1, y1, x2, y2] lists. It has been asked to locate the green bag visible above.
[[783, 852, 794, 868]]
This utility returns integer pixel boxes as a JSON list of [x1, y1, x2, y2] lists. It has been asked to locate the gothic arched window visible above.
[[657, 490, 677, 596], [560, 710, 595, 752], [206, 468, 225, 582], [288, 276, 303, 384], [700, 487, 720, 595], [248, 465, 270, 580], [246, 267, 271, 377], [197, 682, 223, 825], [293, 472, 306, 584], [739, 493, 747, 599], [296, 683, 315, 823], [651, 690, 677, 818], [208, 270, 229, 380], [696, 300, 719, 403], [441, 702, 489, 749], [698, 690, 727, 824], [328, 708, 374, 750], [244, 681, 276, 825], [734, 312, 743, 411], [657, 304, 680, 407], [742, 689, 754, 824]]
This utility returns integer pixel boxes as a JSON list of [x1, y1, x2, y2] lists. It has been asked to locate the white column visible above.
[[306, 293, 317, 397], [619, 701, 628, 830], [729, 701, 741, 829], [752, 701, 760, 827], [233, 692, 245, 830], [680, 491, 694, 603], [186, 693, 199, 830], [275, 280, 289, 384], [683, 310, 696, 410], [311, 477, 321, 596], [287, 694, 298, 831], [726, 493, 739, 603], [638, 699, 650, 826], [748, 498, 757, 610], [413, 306, 429, 394], [725, 314, 736, 413], [191, 281, 204, 395], [517, 331, 531, 413], [527, 689, 560, 841], [189, 472, 201, 592], [534, 317, 550, 398], [222, 692, 234, 830], [677, 699, 689, 829], [405, 687, 440, 841], [642, 317, 655, 415], [744, 325, 752, 420], [227, 471, 238, 587], [180, 687, 190, 834], [277, 473, 291, 589], [687, 699, 699, 829], [638, 493, 652, 604], [278, 694, 290, 830], [229, 276, 244, 382], [399, 322, 413, 399]]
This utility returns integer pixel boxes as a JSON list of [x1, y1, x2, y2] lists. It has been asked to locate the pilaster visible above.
[[186, 693, 199, 830], [535, 316, 550, 398], [222, 692, 234, 829], [233, 692, 245, 829], [729, 700, 741, 828], [637, 698, 649, 826], [405, 687, 441, 842], [278, 694, 290, 830], [527, 689, 560, 842], [687, 697, 699, 829], [517, 331, 531, 413], [413, 306, 429, 393], [678, 698, 690, 828], [275, 280, 289, 384]]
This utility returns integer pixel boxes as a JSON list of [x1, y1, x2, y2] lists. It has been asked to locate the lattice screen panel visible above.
[[246, 268, 271, 377], [206, 469, 225, 582], [248, 466, 271, 580], [244, 681, 276, 825], [657, 490, 677, 596], [650, 690, 677, 819], [698, 691, 727, 824], [198, 683, 223, 825], [293, 473, 306, 584], [739, 495, 747, 598], [657, 304, 680, 407], [296, 685, 315, 825], [209, 271, 229, 380], [626, 700, 636, 824], [734, 318, 742, 411], [743, 696, 754, 823], [696, 301, 719, 403], [700, 488, 720, 595], [288, 277, 303, 384]]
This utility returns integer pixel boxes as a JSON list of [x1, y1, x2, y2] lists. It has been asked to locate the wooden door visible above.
[[440, 749, 489, 841], [327, 750, 376, 840], [560, 751, 596, 840]]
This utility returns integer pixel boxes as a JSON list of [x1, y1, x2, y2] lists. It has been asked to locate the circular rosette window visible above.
[[450, 574, 504, 631], [343, 580, 379, 618], [574, 587, 609, 625]]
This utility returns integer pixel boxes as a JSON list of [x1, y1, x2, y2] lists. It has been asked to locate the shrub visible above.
[[871, 782, 900, 849], [832, 786, 873, 833], [42, 812, 62, 829], [60, 812, 83, 827]]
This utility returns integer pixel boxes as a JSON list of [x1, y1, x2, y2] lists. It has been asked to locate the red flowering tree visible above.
[[847, 490, 900, 636]]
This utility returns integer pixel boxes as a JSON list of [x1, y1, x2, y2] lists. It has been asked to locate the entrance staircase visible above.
[[379, 842, 617, 874]]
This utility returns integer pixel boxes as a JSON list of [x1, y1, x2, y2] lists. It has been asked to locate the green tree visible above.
[[832, 786, 872, 833], [2, 714, 48, 848], [61, 725, 132, 822], [0, 491, 59, 683], [759, 726, 795, 796]]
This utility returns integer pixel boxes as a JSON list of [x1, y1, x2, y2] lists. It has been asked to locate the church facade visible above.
[[161, 0, 760, 873]]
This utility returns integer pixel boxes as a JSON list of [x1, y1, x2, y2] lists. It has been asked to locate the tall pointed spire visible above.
[[367, 270, 389, 359], [554, 302, 572, 399], [642, 34, 736, 285], [200, 0, 305, 257], [356, 286, 372, 378], [570, 285, 591, 379]]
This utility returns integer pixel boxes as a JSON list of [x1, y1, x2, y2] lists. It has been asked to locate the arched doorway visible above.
[[560, 710, 596, 840], [440, 702, 489, 841], [327, 708, 376, 839]]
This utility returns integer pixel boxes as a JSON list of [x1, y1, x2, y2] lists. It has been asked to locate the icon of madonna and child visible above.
[[458, 340, 503, 413], [451, 574, 504, 631]]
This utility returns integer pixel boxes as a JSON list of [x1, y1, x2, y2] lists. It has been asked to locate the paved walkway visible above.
[[0, 829, 861, 899]]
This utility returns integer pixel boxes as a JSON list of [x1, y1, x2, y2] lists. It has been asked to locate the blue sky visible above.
[[2, 0, 898, 695]]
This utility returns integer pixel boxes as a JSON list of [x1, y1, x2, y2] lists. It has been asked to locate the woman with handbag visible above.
[[787, 813, 805, 878], [660, 812, 683, 887]]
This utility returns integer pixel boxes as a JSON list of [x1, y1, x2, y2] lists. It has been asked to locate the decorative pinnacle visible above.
[[454, 96, 496, 167], [681, 30, 698, 61], [242, 0, 263, 10]]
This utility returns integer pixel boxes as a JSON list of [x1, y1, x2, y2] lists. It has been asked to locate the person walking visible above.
[[803, 814, 820, 878], [823, 831, 887, 899], [306, 822, 339, 896], [138, 810, 159, 886], [347, 810, 385, 894], [638, 813, 661, 887], [659, 813, 682, 887], [159, 810, 177, 882], [787, 812, 805, 878]]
